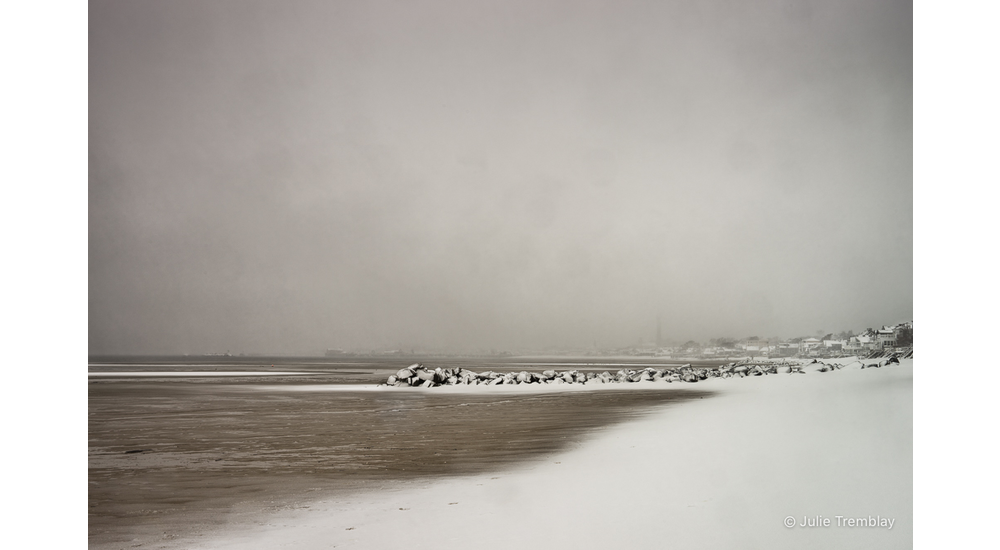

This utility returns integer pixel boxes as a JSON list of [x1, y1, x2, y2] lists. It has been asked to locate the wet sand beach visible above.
[[89, 371, 712, 549]]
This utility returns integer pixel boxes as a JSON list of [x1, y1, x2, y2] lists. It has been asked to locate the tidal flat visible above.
[[89, 373, 711, 548]]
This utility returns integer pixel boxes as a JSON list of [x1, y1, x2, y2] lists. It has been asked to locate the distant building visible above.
[[801, 337, 822, 350], [875, 328, 896, 349], [741, 339, 767, 352], [891, 321, 913, 347], [823, 339, 845, 351], [844, 338, 866, 354], [774, 342, 799, 357]]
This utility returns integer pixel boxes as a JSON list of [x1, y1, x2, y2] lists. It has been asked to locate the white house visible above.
[[801, 337, 822, 350], [875, 328, 896, 349]]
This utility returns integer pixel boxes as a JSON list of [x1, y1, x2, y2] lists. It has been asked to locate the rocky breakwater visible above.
[[379, 359, 881, 388]]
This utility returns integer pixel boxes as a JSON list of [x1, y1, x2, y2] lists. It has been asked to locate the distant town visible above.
[[582, 320, 914, 360], [311, 320, 914, 361]]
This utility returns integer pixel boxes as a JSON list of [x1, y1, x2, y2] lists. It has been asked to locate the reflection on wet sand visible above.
[[89, 379, 711, 548]]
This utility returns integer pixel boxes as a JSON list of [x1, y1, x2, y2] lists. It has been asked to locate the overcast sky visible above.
[[89, 0, 911, 354]]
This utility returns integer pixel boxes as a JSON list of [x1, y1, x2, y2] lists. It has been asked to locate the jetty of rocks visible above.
[[382, 356, 907, 388]]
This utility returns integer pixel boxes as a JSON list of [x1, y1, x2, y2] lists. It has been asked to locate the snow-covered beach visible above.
[[79, 3, 922, 548], [178, 358, 911, 550]]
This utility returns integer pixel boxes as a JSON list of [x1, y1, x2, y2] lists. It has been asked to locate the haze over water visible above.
[[89, 0, 912, 355]]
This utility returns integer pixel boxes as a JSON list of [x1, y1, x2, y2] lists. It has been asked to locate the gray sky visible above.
[[89, 0, 912, 354]]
